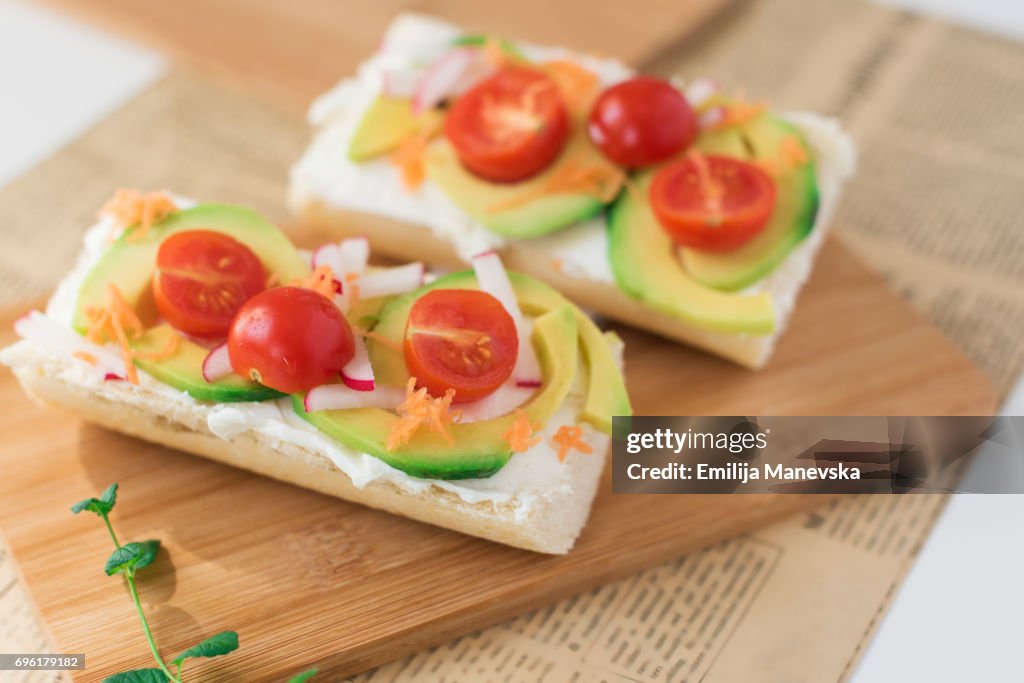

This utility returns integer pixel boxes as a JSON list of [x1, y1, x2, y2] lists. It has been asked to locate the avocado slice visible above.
[[133, 324, 281, 402], [608, 173, 776, 334], [73, 204, 309, 403], [368, 269, 630, 435], [681, 114, 820, 291], [292, 304, 579, 479], [348, 96, 444, 162], [424, 131, 612, 238]]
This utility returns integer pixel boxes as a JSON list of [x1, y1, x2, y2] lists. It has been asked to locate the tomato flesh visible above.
[[649, 154, 777, 252], [445, 66, 570, 183], [228, 286, 355, 394], [153, 230, 266, 338], [587, 76, 697, 169], [404, 289, 518, 403]]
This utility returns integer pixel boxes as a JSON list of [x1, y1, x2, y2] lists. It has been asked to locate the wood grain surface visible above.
[[36, 0, 735, 110], [0, 234, 997, 681]]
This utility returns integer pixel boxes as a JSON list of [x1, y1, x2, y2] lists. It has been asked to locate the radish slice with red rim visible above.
[[311, 243, 344, 275], [685, 77, 719, 108], [202, 343, 233, 383], [456, 381, 536, 424], [337, 237, 370, 276], [471, 251, 542, 387], [357, 262, 424, 299], [304, 384, 405, 412], [382, 66, 423, 98], [14, 311, 122, 378], [413, 48, 489, 114], [341, 335, 375, 392]]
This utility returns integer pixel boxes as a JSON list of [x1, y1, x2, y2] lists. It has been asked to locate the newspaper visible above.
[[1, 0, 1021, 681]]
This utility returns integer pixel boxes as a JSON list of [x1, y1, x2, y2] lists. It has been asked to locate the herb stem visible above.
[[126, 569, 181, 683], [101, 512, 121, 548]]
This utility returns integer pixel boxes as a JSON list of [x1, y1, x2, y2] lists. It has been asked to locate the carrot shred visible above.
[[353, 327, 402, 352], [345, 272, 361, 310], [755, 135, 810, 178], [134, 331, 180, 361], [265, 272, 281, 288], [387, 378, 460, 450], [389, 115, 443, 191], [486, 156, 625, 213], [293, 264, 340, 299], [552, 424, 594, 463], [706, 99, 765, 132], [101, 189, 177, 243], [543, 60, 600, 109], [84, 283, 143, 384], [483, 35, 522, 68], [72, 351, 98, 366], [503, 408, 541, 452]]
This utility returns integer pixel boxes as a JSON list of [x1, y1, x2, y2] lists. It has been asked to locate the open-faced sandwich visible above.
[[289, 14, 857, 368], [1, 190, 630, 553]]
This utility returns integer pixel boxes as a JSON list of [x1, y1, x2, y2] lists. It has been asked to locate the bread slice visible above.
[[287, 15, 857, 368], [2, 338, 609, 555]]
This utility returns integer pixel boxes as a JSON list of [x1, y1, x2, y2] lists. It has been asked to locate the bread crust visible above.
[[9, 362, 607, 554], [294, 201, 780, 368]]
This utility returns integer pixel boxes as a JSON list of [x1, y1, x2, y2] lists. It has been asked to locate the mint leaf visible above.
[[287, 669, 317, 683], [72, 483, 119, 516], [171, 631, 239, 666], [105, 540, 161, 576], [102, 668, 167, 683]]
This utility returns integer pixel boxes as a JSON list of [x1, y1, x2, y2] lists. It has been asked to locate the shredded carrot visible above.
[[503, 408, 541, 452], [134, 331, 180, 361], [483, 35, 521, 68], [551, 257, 564, 273], [83, 283, 143, 384], [706, 99, 765, 132], [387, 378, 460, 450], [72, 351, 98, 366], [293, 264, 340, 299], [101, 189, 177, 243], [265, 272, 281, 288], [543, 60, 600, 109], [756, 135, 810, 178], [552, 424, 593, 463], [389, 115, 443, 191], [487, 156, 625, 213], [353, 327, 402, 352]]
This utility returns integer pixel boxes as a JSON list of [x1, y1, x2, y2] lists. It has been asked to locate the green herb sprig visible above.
[[73, 483, 317, 683]]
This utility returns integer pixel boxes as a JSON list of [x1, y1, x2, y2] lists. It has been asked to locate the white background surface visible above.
[[0, 1, 1021, 681]]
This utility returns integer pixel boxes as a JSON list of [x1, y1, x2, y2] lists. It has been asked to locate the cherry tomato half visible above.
[[445, 66, 570, 183], [228, 286, 355, 394], [649, 154, 777, 252], [587, 76, 697, 169], [404, 289, 518, 403], [153, 230, 266, 338]]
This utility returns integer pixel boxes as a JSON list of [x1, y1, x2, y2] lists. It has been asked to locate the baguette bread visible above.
[[287, 15, 857, 368], [1, 209, 617, 555]]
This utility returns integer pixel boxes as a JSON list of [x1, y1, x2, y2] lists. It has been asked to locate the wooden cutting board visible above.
[[0, 236, 997, 682]]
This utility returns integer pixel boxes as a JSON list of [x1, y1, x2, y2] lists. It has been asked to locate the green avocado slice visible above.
[[133, 325, 281, 403], [681, 114, 820, 291], [368, 270, 631, 434], [292, 304, 578, 480], [608, 173, 776, 334], [73, 203, 308, 403], [424, 132, 611, 238]]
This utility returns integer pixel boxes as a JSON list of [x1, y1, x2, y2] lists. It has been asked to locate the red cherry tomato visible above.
[[403, 289, 518, 403], [445, 66, 570, 183], [228, 287, 355, 394], [153, 230, 266, 338], [587, 76, 697, 169], [649, 154, 777, 252]]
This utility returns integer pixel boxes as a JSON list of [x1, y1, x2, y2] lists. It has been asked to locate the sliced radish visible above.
[[685, 77, 720, 108], [304, 384, 405, 412], [698, 106, 725, 130], [104, 373, 125, 382], [457, 381, 536, 424], [341, 335, 375, 392], [382, 66, 424, 98], [202, 343, 233, 383], [471, 251, 542, 387], [311, 243, 344, 275], [337, 236, 370, 276], [412, 48, 477, 114], [357, 262, 424, 299]]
